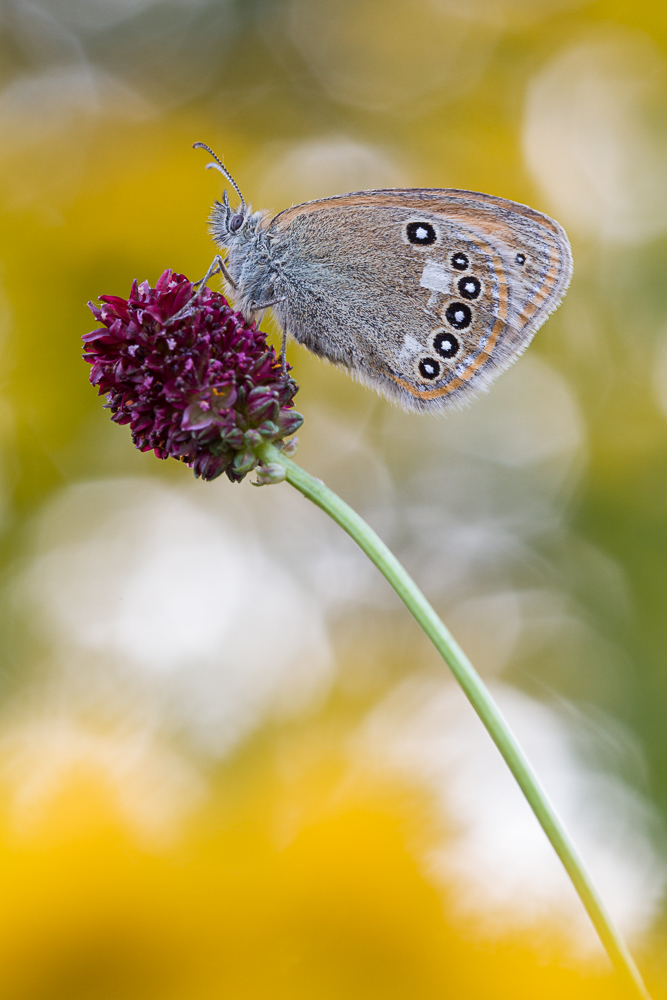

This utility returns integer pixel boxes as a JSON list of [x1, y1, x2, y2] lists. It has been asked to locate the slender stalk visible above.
[[255, 440, 651, 1000]]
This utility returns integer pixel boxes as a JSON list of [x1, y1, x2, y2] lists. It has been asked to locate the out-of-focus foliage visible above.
[[0, 0, 667, 996]]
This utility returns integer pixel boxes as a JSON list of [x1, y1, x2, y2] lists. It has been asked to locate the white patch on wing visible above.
[[420, 260, 451, 295], [394, 334, 423, 363]]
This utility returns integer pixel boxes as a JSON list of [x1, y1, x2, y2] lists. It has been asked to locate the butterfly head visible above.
[[208, 190, 269, 251], [193, 141, 262, 245]]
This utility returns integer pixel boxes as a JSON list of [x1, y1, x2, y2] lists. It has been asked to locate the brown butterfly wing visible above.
[[265, 189, 572, 412]]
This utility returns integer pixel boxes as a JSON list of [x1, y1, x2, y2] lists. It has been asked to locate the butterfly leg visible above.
[[193, 254, 237, 292], [166, 255, 235, 326], [281, 327, 288, 375], [247, 296, 289, 373], [249, 295, 287, 311]]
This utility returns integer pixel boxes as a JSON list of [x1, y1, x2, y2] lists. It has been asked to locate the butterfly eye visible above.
[[445, 302, 472, 330], [433, 332, 460, 359], [451, 252, 469, 270], [457, 276, 481, 300], [407, 221, 436, 246], [515, 252, 526, 265], [418, 357, 440, 380], [229, 213, 245, 233]]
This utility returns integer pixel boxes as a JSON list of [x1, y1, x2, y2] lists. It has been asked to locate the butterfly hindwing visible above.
[[260, 189, 572, 412]]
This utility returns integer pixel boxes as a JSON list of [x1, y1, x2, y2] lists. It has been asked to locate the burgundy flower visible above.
[[83, 269, 303, 482]]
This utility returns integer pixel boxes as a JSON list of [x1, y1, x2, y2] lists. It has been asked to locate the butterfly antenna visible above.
[[193, 142, 246, 213]]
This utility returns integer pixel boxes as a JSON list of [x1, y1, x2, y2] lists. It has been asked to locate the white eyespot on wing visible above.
[[420, 260, 452, 296]]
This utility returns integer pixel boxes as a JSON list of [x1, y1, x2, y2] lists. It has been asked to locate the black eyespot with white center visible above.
[[515, 252, 526, 265], [445, 302, 472, 330], [457, 275, 481, 300], [451, 252, 469, 270], [433, 332, 460, 359], [407, 222, 436, 246], [418, 357, 441, 380]]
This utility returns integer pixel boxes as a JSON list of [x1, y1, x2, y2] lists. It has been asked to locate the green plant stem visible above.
[[255, 440, 651, 1000]]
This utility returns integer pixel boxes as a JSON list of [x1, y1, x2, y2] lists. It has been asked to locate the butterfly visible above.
[[193, 143, 573, 413]]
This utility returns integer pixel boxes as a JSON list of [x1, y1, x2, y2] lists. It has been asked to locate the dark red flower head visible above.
[[83, 270, 303, 482]]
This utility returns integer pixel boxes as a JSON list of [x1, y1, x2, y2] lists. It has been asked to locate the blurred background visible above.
[[0, 0, 667, 996]]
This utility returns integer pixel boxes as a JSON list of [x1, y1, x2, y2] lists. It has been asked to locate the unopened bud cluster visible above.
[[84, 269, 302, 482]]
